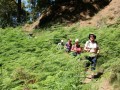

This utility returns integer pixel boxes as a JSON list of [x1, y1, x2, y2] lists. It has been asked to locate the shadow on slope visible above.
[[38, 0, 112, 28]]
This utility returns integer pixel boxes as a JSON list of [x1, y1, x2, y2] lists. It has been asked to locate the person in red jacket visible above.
[[71, 39, 82, 56]]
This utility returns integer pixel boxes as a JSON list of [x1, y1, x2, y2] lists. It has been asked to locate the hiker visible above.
[[71, 39, 82, 56], [84, 34, 99, 70], [65, 39, 72, 53], [57, 40, 64, 50]]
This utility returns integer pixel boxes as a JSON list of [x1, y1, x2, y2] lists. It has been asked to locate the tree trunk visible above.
[[17, 0, 21, 23]]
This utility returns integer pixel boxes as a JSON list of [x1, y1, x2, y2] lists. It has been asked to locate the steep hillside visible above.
[[0, 23, 120, 90], [24, 0, 120, 32], [80, 0, 120, 27], [23, 0, 112, 32]]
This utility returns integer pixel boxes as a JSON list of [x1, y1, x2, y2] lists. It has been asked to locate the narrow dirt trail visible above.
[[99, 79, 113, 90], [83, 69, 94, 84], [83, 70, 113, 90]]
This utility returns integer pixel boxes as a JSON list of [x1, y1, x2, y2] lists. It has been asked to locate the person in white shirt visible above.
[[57, 40, 64, 50], [84, 34, 99, 70]]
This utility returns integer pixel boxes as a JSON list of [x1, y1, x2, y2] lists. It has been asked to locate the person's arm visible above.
[[71, 45, 75, 51], [95, 42, 99, 54], [64, 43, 67, 48], [96, 47, 100, 54], [84, 47, 91, 52], [84, 41, 90, 52]]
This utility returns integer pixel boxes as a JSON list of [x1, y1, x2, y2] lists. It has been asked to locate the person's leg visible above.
[[91, 57, 97, 70], [85, 56, 91, 69]]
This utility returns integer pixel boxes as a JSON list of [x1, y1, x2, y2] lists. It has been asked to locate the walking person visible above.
[[71, 39, 82, 56], [57, 40, 64, 50], [65, 39, 72, 53], [84, 34, 99, 70]]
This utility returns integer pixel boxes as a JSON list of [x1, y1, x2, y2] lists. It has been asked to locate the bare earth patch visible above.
[[80, 0, 120, 27], [83, 69, 94, 84], [99, 79, 113, 90]]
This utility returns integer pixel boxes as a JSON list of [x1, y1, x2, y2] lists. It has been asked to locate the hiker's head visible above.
[[89, 34, 96, 41], [75, 39, 79, 44], [61, 40, 64, 43], [68, 39, 72, 43]]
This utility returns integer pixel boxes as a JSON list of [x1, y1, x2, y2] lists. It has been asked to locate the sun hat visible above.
[[61, 40, 64, 42], [75, 39, 79, 42]]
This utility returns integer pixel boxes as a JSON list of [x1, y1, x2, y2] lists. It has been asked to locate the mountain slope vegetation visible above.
[[0, 23, 120, 90]]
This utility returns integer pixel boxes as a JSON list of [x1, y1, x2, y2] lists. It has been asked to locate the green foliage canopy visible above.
[[0, 0, 17, 27]]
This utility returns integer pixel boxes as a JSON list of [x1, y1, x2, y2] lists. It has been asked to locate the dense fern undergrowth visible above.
[[0, 24, 120, 90]]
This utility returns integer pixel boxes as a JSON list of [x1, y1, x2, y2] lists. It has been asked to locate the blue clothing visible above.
[[85, 56, 97, 70], [65, 42, 72, 53]]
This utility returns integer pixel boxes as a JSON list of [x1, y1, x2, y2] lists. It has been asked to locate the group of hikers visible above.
[[57, 34, 99, 71]]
